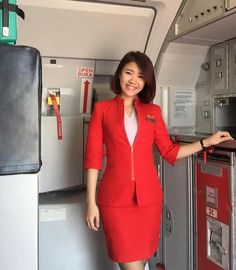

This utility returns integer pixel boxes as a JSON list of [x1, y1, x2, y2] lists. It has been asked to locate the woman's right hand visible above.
[[86, 202, 100, 231]]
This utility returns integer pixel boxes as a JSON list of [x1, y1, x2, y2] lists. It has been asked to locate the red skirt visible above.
[[99, 183, 162, 263]]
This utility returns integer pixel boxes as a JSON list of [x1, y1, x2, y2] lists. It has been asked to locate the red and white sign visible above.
[[77, 67, 94, 78], [206, 206, 218, 219]]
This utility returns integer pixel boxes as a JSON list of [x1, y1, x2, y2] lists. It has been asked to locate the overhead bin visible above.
[[175, 0, 224, 36], [173, 0, 236, 46], [17, 0, 155, 59]]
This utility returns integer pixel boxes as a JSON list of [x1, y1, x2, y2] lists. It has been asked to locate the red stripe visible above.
[[83, 80, 89, 113], [83, 84, 88, 113]]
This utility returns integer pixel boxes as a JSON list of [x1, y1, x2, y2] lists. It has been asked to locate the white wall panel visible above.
[[0, 175, 38, 270]]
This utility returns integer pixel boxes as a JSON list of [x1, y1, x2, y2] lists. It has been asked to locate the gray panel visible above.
[[39, 192, 119, 270], [161, 156, 194, 270], [0, 175, 38, 270], [195, 92, 213, 134], [39, 191, 151, 270], [41, 57, 95, 116], [39, 116, 84, 192], [195, 52, 213, 134], [229, 38, 236, 92], [210, 43, 228, 94]]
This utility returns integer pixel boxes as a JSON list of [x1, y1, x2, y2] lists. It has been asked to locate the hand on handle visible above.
[[203, 131, 234, 148]]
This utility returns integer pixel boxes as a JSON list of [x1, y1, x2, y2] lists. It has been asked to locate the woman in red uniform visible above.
[[84, 51, 232, 270]]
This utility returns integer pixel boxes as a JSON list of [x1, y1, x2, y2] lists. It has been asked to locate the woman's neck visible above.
[[121, 95, 136, 107]]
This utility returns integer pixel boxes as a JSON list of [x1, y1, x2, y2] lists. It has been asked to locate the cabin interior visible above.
[[0, 0, 236, 269]]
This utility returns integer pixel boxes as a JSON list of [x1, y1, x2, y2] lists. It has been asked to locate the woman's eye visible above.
[[125, 71, 131, 75]]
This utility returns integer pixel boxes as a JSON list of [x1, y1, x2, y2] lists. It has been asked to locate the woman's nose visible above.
[[129, 76, 136, 84]]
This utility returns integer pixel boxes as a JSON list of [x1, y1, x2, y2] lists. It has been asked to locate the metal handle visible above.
[[210, 231, 227, 255]]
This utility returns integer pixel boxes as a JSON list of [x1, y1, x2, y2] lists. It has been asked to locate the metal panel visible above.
[[0, 175, 38, 270], [228, 38, 236, 92], [41, 57, 95, 116], [195, 92, 213, 134], [39, 192, 151, 270], [210, 43, 228, 94], [195, 52, 213, 134], [39, 57, 93, 192], [39, 116, 84, 192], [160, 156, 194, 270]]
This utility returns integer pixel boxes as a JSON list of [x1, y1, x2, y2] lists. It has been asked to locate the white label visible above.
[[206, 186, 218, 207], [40, 208, 66, 222], [168, 87, 196, 127], [206, 206, 218, 219], [3, 27, 9, 37], [173, 91, 194, 119]]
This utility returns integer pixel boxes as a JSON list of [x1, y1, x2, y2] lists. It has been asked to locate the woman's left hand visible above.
[[204, 131, 234, 147]]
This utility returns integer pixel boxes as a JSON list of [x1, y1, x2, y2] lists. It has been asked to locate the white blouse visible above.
[[124, 110, 138, 146]]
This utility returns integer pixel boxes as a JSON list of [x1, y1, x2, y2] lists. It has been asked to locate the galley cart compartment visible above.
[[195, 151, 236, 270]]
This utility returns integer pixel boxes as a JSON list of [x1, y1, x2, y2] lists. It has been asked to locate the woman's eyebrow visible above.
[[124, 68, 133, 72], [124, 68, 143, 75]]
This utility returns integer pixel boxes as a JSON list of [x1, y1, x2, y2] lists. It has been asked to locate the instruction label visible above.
[[40, 208, 66, 222]]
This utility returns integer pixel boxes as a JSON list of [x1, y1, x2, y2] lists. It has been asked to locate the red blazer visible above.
[[84, 95, 180, 207]]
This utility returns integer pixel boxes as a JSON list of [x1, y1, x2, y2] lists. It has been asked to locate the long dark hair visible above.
[[111, 51, 156, 103]]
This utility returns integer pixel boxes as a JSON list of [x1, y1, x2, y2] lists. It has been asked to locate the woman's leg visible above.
[[118, 260, 147, 270]]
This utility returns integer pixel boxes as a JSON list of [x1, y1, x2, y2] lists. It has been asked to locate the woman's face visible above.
[[119, 61, 145, 99]]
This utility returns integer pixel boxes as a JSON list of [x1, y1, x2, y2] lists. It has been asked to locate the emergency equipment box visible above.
[[0, 0, 24, 44]]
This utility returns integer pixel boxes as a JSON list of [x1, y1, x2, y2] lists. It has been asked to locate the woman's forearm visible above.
[[86, 168, 99, 204], [176, 131, 233, 160], [177, 140, 203, 160]]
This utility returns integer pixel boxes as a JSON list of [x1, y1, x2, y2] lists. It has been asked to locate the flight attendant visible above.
[[84, 51, 232, 270]]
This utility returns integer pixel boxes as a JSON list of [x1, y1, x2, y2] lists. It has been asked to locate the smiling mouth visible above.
[[126, 85, 137, 90]]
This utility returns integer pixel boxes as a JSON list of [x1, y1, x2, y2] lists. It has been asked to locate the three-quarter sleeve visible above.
[[154, 106, 180, 165], [84, 103, 103, 170]]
